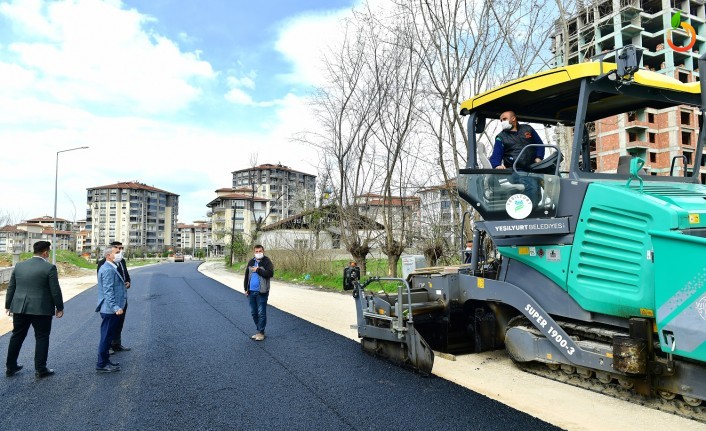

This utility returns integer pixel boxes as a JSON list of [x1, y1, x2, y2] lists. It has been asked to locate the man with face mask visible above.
[[243, 245, 274, 341], [489, 111, 546, 206], [97, 241, 131, 353]]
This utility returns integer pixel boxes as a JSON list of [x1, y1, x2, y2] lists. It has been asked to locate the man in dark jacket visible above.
[[489, 110, 546, 206], [97, 241, 131, 352], [5, 241, 64, 378], [243, 244, 274, 341]]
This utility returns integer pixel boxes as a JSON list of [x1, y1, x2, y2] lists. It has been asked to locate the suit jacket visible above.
[[97, 257, 130, 283], [5, 256, 64, 315], [96, 262, 127, 314]]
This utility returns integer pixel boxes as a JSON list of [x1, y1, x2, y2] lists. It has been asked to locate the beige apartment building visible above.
[[231, 163, 316, 225], [206, 188, 268, 255], [176, 221, 211, 254], [0, 217, 75, 253], [85, 181, 179, 253]]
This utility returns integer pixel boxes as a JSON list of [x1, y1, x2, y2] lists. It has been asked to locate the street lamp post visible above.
[[53, 146, 89, 264]]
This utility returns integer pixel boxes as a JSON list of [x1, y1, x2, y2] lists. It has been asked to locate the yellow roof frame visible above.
[[460, 62, 700, 117]]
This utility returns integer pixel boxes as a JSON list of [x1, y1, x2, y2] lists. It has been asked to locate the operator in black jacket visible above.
[[97, 241, 131, 353], [243, 245, 274, 341]]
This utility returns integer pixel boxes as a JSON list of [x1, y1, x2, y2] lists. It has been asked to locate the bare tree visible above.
[[298, 15, 385, 275], [360, 2, 425, 276], [0, 209, 25, 227]]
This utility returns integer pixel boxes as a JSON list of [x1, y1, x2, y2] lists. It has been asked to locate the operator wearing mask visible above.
[[489, 111, 546, 206], [244, 245, 274, 341], [97, 241, 131, 353]]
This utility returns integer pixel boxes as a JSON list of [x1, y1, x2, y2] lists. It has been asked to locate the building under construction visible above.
[[552, 0, 706, 182]]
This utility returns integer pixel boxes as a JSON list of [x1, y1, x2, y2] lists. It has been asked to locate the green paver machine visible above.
[[351, 46, 706, 408]]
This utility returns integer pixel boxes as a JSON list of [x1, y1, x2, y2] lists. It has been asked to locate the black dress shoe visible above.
[[6, 365, 23, 377], [35, 368, 55, 378], [111, 345, 131, 352], [96, 364, 120, 373]]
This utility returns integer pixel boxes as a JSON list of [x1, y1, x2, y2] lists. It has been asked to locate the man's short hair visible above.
[[103, 247, 114, 257], [109, 241, 123, 247], [253, 244, 264, 251], [33, 241, 51, 254]]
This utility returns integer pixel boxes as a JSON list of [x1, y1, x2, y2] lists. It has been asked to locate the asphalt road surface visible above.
[[1, 262, 562, 431]]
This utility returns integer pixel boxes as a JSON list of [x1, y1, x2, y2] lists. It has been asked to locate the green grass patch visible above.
[[228, 255, 404, 293]]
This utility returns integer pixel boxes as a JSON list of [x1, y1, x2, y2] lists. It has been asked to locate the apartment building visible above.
[[25, 216, 73, 231], [552, 0, 706, 181], [206, 188, 269, 255], [231, 163, 316, 224], [417, 180, 460, 241], [0, 215, 78, 253], [86, 181, 179, 253], [176, 221, 211, 253], [354, 193, 420, 242]]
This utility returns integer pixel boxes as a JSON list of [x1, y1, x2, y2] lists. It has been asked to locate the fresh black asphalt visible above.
[[1, 261, 563, 431]]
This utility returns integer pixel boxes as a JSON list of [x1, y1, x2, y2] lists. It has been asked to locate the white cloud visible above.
[[274, 8, 353, 86], [0, 0, 328, 225], [0, 0, 215, 114]]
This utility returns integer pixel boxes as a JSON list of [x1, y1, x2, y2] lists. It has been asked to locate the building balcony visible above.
[[626, 140, 650, 151], [625, 121, 649, 131]]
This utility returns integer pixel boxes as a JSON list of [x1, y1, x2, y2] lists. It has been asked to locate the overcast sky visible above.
[[0, 0, 358, 224]]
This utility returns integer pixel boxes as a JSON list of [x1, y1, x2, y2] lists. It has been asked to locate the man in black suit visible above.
[[97, 241, 131, 353], [5, 241, 64, 378]]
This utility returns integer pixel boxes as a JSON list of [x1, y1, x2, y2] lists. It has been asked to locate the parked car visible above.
[[174, 253, 184, 262]]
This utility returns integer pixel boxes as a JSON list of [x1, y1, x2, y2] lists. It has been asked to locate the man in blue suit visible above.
[[5, 241, 64, 378], [95, 246, 126, 373]]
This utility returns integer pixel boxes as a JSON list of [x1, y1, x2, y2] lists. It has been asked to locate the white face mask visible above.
[[500, 119, 512, 130], [114, 251, 123, 263], [254, 252, 264, 260]]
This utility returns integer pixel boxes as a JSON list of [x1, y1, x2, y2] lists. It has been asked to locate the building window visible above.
[[678, 71, 689, 83], [683, 151, 693, 165], [682, 131, 692, 146], [681, 111, 691, 125], [628, 132, 637, 142], [649, 152, 657, 163], [648, 132, 656, 144], [648, 113, 655, 123]]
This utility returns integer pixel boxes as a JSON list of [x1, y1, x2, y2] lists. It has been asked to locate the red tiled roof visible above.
[[418, 179, 457, 193], [0, 225, 20, 232], [206, 194, 269, 207], [26, 216, 71, 223], [42, 228, 73, 235], [356, 195, 420, 207], [88, 181, 177, 195]]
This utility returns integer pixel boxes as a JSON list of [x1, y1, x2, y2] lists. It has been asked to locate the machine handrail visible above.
[[354, 276, 415, 327]]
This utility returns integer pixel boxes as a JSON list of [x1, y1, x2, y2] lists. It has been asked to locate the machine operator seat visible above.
[[477, 146, 525, 193]]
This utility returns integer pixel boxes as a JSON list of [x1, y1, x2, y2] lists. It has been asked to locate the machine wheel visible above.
[[577, 368, 593, 379], [561, 364, 576, 375], [683, 396, 702, 407], [546, 363, 560, 371], [617, 378, 634, 389], [596, 372, 612, 384], [658, 390, 676, 400]]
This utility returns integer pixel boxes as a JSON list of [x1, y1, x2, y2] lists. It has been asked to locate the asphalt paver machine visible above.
[[351, 46, 706, 411]]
